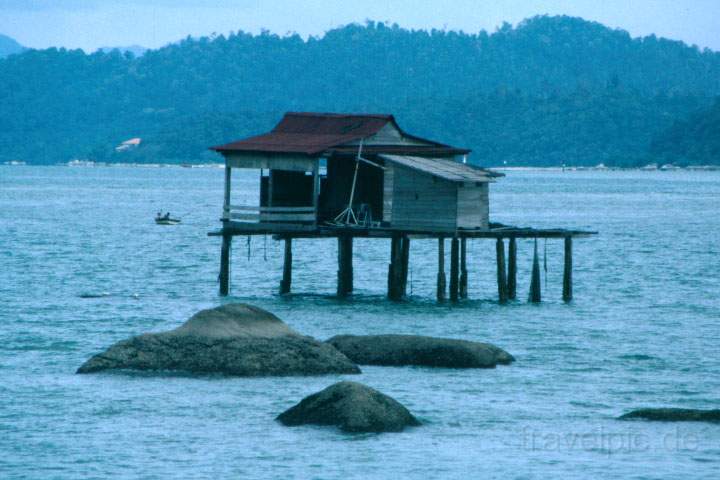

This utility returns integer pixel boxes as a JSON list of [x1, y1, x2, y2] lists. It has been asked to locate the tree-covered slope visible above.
[[1, 16, 718, 165], [650, 99, 720, 165]]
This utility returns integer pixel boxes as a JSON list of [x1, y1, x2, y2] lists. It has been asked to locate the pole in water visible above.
[[459, 238, 468, 299], [280, 237, 292, 295], [496, 237, 508, 304], [529, 238, 541, 303], [337, 235, 353, 297], [449, 237, 459, 302], [437, 237, 446, 302], [508, 237, 517, 300], [563, 236, 573, 302], [219, 234, 232, 296]]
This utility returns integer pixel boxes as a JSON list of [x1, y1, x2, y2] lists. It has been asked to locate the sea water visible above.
[[1, 165, 719, 479]]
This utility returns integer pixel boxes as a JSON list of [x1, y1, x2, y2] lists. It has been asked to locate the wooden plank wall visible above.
[[456, 182, 489, 229], [390, 165, 457, 230], [383, 165, 394, 222]]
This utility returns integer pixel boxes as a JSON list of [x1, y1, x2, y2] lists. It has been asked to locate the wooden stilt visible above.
[[508, 237, 517, 300], [337, 235, 353, 297], [459, 238, 468, 299], [279, 237, 292, 295], [449, 237, 459, 302], [388, 236, 404, 301], [562, 236, 573, 302], [219, 234, 231, 296], [400, 236, 410, 297], [496, 237, 508, 304], [529, 238, 541, 303], [436, 237, 446, 302]]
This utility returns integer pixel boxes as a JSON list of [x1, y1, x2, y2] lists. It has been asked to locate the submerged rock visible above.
[[326, 334, 514, 368], [77, 304, 360, 376], [277, 381, 420, 433], [619, 408, 720, 423]]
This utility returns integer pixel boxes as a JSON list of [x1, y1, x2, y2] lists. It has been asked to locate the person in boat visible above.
[[163, 212, 171, 220]]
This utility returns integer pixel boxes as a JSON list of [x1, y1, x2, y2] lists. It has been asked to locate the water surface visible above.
[[1, 166, 719, 479]]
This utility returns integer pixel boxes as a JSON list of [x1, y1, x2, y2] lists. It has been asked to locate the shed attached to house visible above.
[[380, 154, 496, 231]]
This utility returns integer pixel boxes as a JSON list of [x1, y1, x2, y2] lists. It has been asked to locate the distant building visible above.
[[115, 137, 142, 152]]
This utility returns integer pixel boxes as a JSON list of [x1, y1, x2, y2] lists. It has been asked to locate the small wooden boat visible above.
[[155, 213, 181, 225]]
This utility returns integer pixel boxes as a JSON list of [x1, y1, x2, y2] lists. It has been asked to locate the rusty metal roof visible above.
[[380, 154, 503, 183], [211, 112, 469, 156]]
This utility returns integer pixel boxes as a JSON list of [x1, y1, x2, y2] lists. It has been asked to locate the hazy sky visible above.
[[1, 0, 719, 52]]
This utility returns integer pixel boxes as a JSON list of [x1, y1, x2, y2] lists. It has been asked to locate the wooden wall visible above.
[[383, 166, 394, 222], [389, 165, 457, 230], [456, 182, 489, 229]]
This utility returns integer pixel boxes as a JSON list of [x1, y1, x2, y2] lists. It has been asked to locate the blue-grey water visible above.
[[1, 165, 719, 479]]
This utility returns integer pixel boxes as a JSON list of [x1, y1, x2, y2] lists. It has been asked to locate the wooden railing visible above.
[[225, 205, 316, 223]]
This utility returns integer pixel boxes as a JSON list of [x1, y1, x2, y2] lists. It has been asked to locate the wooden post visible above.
[[437, 237, 446, 302], [387, 235, 404, 301], [400, 236, 410, 297], [312, 164, 320, 226], [529, 238, 542, 303], [223, 165, 232, 220], [449, 237, 459, 302], [279, 237, 292, 295], [563, 236, 573, 302], [337, 235, 353, 297], [496, 237, 508, 304], [219, 233, 231, 296], [459, 238, 468, 299], [508, 237, 517, 300]]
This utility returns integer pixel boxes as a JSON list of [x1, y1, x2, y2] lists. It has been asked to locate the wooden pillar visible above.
[[312, 164, 320, 226], [337, 235, 353, 297], [387, 235, 404, 301], [400, 236, 410, 297], [529, 238, 542, 303], [496, 237, 508, 304], [459, 238, 468, 299], [279, 237, 292, 295], [507, 237, 517, 300], [219, 234, 231, 296], [449, 237, 459, 302], [562, 236, 573, 302], [436, 237, 446, 302], [223, 165, 232, 220]]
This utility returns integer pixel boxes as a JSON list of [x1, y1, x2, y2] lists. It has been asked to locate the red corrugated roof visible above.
[[210, 112, 469, 156]]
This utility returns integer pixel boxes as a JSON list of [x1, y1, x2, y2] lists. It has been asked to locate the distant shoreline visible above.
[[3, 160, 720, 172]]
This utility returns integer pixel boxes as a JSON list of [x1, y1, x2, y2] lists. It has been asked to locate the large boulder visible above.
[[326, 334, 514, 368], [619, 408, 720, 423], [77, 304, 361, 376], [277, 381, 420, 433]]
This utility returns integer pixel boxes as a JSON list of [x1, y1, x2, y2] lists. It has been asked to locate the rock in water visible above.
[[277, 381, 420, 433], [326, 334, 514, 368], [77, 304, 360, 376], [619, 408, 720, 423]]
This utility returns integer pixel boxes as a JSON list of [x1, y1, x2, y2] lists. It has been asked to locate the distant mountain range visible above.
[[1, 16, 718, 166], [0, 34, 25, 58]]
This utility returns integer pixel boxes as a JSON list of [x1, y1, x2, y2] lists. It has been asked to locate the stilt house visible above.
[[209, 112, 594, 302], [211, 112, 501, 233]]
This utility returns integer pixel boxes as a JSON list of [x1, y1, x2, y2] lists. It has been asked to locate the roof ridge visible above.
[[285, 111, 394, 119]]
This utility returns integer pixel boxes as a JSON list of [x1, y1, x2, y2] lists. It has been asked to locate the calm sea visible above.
[[1, 165, 719, 479]]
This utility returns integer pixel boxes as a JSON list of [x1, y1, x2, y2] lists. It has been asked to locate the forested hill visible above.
[[1, 15, 719, 166], [651, 99, 720, 164]]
